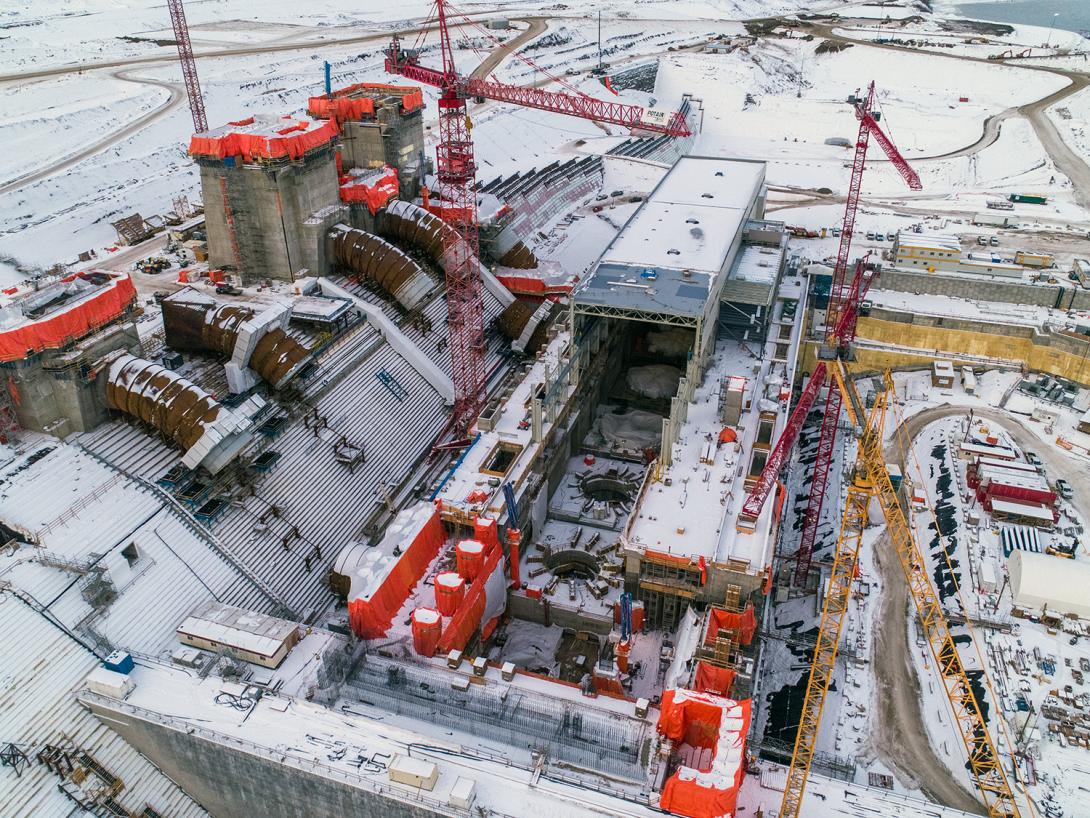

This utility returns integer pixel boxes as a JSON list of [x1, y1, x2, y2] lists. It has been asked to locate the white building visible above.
[[1008, 549, 1090, 618]]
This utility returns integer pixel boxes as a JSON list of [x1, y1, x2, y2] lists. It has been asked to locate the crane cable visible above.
[[891, 397, 1039, 818]]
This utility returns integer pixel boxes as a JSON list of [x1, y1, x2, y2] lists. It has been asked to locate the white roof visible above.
[[599, 156, 763, 275], [895, 232, 960, 252], [177, 601, 297, 658], [1009, 550, 1090, 618], [990, 498, 1053, 521], [932, 360, 955, 374]]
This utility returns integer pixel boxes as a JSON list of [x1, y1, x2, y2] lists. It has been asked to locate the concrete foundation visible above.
[[200, 146, 340, 284], [82, 696, 451, 818], [4, 321, 141, 436]]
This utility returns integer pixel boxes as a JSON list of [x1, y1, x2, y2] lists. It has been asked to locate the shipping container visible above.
[[1009, 194, 1047, 205]]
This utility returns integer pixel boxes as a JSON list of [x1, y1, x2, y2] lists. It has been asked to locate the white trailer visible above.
[[972, 212, 1011, 227]]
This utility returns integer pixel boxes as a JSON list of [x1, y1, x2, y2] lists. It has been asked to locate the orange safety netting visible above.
[[347, 507, 447, 639], [308, 83, 424, 121], [437, 544, 503, 655], [189, 118, 339, 162], [704, 602, 756, 647], [0, 274, 136, 363], [411, 609, 442, 656], [339, 166, 399, 213], [694, 661, 736, 697], [657, 690, 751, 818]]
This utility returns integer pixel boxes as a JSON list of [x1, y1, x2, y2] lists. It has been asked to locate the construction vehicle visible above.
[[779, 360, 1025, 818], [135, 257, 170, 275]]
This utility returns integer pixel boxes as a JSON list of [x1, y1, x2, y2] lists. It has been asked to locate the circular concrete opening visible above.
[[546, 549, 600, 580]]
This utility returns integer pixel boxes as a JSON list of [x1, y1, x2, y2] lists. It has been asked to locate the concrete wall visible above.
[[799, 306, 1090, 385], [342, 106, 425, 195], [201, 148, 340, 284], [5, 321, 141, 435], [508, 589, 614, 635], [83, 698, 451, 818], [875, 269, 1088, 310]]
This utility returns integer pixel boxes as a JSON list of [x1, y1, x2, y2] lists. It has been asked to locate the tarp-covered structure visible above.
[[346, 503, 447, 638], [0, 272, 135, 362], [307, 83, 424, 123], [189, 116, 339, 163], [704, 603, 756, 647], [657, 689, 750, 818], [1008, 549, 1090, 618]]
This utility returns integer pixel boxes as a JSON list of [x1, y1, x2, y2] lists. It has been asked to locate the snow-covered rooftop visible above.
[[575, 156, 765, 320]]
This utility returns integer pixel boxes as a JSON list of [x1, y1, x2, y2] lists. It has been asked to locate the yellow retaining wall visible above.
[[798, 315, 1090, 386]]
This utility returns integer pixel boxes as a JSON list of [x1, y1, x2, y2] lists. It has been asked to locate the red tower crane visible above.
[[385, 0, 691, 438], [738, 83, 921, 571], [166, 0, 208, 134]]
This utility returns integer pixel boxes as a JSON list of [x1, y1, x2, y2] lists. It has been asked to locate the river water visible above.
[[955, 0, 1090, 36]]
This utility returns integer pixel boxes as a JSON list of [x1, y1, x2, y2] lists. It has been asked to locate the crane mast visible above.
[[792, 82, 921, 584], [385, 0, 693, 439], [779, 365, 1023, 818], [739, 82, 919, 530], [166, 0, 207, 134]]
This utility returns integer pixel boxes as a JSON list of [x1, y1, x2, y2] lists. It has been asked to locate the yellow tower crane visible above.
[[779, 361, 1024, 818]]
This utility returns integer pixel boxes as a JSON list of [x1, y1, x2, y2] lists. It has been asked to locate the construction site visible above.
[[2, 1, 1090, 817]]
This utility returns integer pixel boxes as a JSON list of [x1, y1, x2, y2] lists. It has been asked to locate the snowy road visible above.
[[0, 69, 183, 195], [819, 21, 1090, 207], [873, 401, 1090, 815]]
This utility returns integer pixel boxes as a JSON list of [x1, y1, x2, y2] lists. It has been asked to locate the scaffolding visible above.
[[346, 653, 650, 782]]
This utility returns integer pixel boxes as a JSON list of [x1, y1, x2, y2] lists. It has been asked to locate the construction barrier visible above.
[[704, 603, 757, 647], [347, 505, 447, 639], [189, 118, 339, 163], [694, 661, 736, 697], [0, 273, 136, 362], [657, 690, 750, 818]]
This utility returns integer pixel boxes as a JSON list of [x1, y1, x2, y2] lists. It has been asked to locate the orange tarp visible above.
[[347, 507, 446, 639], [705, 603, 757, 647], [437, 543, 503, 655], [308, 83, 424, 122], [339, 166, 399, 214], [189, 118, 339, 162], [0, 273, 136, 363], [694, 661, 736, 697], [657, 690, 751, 818]]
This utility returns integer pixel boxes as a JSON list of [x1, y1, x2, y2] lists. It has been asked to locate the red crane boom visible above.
[[166, 0, 208, 134], [386, 38, 690, 137], [739, 82, 920, 541], [385, 1, 693, 439]]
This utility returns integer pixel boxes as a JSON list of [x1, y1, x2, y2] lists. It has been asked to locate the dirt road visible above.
[[470, 18, 547, 80], [818, 22, 1090, 206], [0, 69, 183, 195], [872, 403, 1090, 814]]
